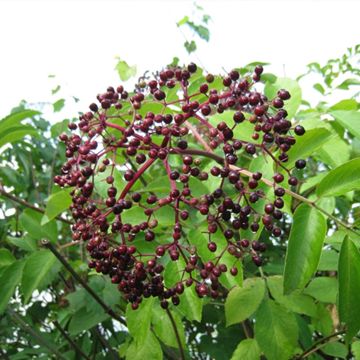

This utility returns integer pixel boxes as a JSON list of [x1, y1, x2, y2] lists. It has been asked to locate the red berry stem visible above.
[[119, 157, 157, 200]]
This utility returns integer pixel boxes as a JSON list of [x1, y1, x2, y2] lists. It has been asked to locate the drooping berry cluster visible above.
[[56, 63, 306, 309]]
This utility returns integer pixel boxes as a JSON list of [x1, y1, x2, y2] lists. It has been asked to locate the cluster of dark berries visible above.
[[55, 62, 306, 309]]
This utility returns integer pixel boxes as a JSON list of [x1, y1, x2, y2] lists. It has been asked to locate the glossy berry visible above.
[[295, 159, 306, 169], [278, 89, 291, 100], [294, 125, 305, 136], [288, 176, 298, 186], [273, 173, 284, 183], [252, 255, 263, 266], [188, 62, 197, 73], [208, 242, 217, 252]]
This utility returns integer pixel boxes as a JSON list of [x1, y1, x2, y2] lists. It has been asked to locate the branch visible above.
[[53, 320, 91, 360], [169, 148, 360, 237], [232, 164, 360, 236], [119, 157, 156, 199], [93, 325, 120, 360], [169, 147, 223, 164], [295, 330, 346, 359], [165, 309, 185, 360], [41, 239, 126, 326], [184, 120, 213, 153], [0, 184, 72, 225], [122, 150, 148, 187], [8, 308, 67, 360], [241, 320, 254, 339], [0, 347, 10, 360]]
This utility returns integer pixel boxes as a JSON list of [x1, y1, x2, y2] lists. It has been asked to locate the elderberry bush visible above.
[[55, 63, 307, 310]]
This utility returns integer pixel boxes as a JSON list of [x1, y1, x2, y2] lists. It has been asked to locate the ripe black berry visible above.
[[294, 125, 305, 136], [187, 62, 197, 73], [245, 144, 256, 155], [278, 89, 291, 100], [295, 159, 306, 169]]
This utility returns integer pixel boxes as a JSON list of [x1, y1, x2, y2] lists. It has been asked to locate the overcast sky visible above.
[[0, 0, 359, 120]]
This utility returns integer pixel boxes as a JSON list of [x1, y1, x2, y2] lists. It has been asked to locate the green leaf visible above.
[[115, 59, 137, 81], [168, 57, 179, 67], [264, 77, 302, 118], [284, 204, 327, 294], [7, 235, 37, 252], [352, 340, 360, 359], [331, 110, 360, 139], [209, 110, 260, 144], [50, 119, 70, 138], [42, 189, 72, 224], [152, 304, 185, 349], [316, 158, 360, 198], [0, 248, 15, 267], [255, 298, 298, 360], [177, 15, 189, 26], [102, 280, 121, 306], [120, 206, 147, 226], [68, 305, 109, 335], [337, 78, 360, 90], [310, 195, 335, 215], [21, 250, 59, 303], [184, 40, 196, 54], [19, 208, 58, 243], [187, 177, 210, 198], [225, 278, 265, 326], [0, 109, 40, 133], [0, 125, 39, 148], [0, 260, 25, 313], [164, 257, 203, 322], [313, 83, 325, 94], [286, 128, 332, 168], [66, 277, 115, 324], [67, 288, 86, 311], [322, 342, 347, 358], [185, 21, 210, 41], [245, 61, 270, 68], [338, 236, 360, 342], [53, 99, 65, 112], [0, 220, 7, 243], [194, 24, 210, 41], [313, 303, 334, 336], [189, 228, 243, 289], [316, 135, 350, 168], [140, 175, 170, 194], [330, 99, 358, 111], [50, 119, 70, 137], [126, 332, 162, 360], [261, 73, 277, 83], [51, 85, 61, 95], [231, 339, 261, 360], [267, 276, 317, 316], [304, 277, 338, 303], [318, 249, 339, 271], [202, 14, 211, 23], [126, 297, 154, 344], [94, 165, 126, 199]]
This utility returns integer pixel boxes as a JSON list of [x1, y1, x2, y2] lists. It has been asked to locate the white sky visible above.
[[0, 0, 359, 120]]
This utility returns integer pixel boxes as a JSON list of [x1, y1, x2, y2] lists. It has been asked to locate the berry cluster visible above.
[[56, 63, 306, 309]]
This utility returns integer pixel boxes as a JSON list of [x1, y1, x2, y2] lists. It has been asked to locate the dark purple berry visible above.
[[295, 159, 306, 169], [294, 125, 305, 136]]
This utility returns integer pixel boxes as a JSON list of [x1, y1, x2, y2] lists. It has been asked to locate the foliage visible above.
[[177, 3, 211, 54], [1, 21, 360, 360]]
